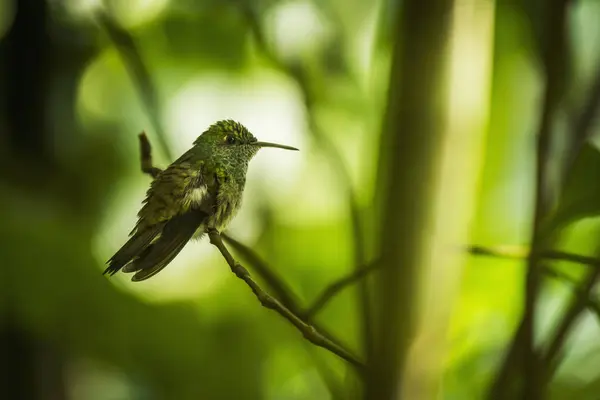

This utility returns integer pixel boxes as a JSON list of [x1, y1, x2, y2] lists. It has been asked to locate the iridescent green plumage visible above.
[[104, 120, 298, 281]]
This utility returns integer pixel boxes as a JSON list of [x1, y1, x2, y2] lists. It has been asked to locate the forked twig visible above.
[[466, 245, 600, 268], [139, 132, 162, 178], [208, 230, 365, 371], [220, 233, 359, 357], [304, 261, 380, 319]]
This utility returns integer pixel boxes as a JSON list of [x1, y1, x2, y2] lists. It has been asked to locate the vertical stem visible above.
[[543, 262, 600, 380], [404, 1, 495, 397], [489, 2, 568, 398], [522, 102, 552, 400], [540, 55, 600, 390], [367, 0, 454, 398], [3, 0, 51, 166], [522, 2, 568, 398]]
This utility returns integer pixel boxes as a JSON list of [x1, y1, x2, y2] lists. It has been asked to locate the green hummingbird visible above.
[[104, 120, 298, 281]]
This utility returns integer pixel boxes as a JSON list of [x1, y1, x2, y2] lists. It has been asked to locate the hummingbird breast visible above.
[[207, 167, 247, 231]]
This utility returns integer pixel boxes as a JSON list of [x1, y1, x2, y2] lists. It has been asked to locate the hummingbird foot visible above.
[[207, 227, 220, 236], [207, 228, 222, 247]]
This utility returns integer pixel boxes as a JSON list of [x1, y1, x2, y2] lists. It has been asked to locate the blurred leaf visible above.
[[518, 0, 572, 105], [544, 143, 600, 234], [159, 7, 249, 69], [96, 11, 172, 161]]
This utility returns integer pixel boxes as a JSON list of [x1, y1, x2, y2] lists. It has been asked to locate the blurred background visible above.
[[2, 0, 600, 399]]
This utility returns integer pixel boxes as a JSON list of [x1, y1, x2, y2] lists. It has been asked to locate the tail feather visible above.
[[130, 239, 191, 281], [103, 224, 163, 276], [124, 210, 207, 281]]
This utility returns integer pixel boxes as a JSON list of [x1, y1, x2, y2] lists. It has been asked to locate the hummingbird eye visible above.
[[225, 135, 236, 145]]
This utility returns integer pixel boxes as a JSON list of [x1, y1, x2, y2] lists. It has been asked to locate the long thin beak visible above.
[[253, 141, 299, 151]]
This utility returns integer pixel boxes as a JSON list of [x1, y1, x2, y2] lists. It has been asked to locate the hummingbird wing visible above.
[[125, 208, 208, 281], [103, 223, 165, 276], [104, 159, 211, 279], [135, 161, 206, 229]]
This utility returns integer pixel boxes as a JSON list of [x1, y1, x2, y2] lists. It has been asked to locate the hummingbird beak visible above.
[[253, 141, 299, 151]]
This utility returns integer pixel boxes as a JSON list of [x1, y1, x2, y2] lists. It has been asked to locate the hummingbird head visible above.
[[194, 120, 298, 162]]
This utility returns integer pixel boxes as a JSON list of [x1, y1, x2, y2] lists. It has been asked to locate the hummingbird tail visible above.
[[125, 209, 207, 282], [104, 225, 164, 276]]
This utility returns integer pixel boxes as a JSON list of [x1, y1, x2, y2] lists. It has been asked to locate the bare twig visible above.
[[539, 38, 600, 388], [487, 3, 569, 397], [221, 233, 301, 313], [208, 230, 366, 372], [238, 3, 373, 358], [542, 270, 600, 380], [465, 244, 528, 260], [543, 266, 600, 380], [139, 132, 162, 178], [96, 11, 172, 161], [543, 266, 579, 286], [225, 239, 597, 323], [223, 231, 387, 364], [305, 261, 380, 319], [563, 52, 600, 179], [220, 233, 358, 358], [466, 245, 600, 268], [588, 298, 600, 325], [523, 47, 560, 400], [468, 250, 597, 313]]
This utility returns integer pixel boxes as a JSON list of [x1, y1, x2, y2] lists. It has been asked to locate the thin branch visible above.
[[466, 245, 600, 268], [520, 2, 569, 398], [220, 233, 358, 358], [563, 49, 600, 180], [208, 230, 366, 372], [465, 244, 528, 259], [238, 2, 373, 360], [540, 266, 600, 381], [587, 298, 600, 326], [522, 31, 562, 400], [543, 266, 600, 380], [222, 240, 599, 323], [139, 132, 162, 178], [539, 34, 600, 388], [542, 266, 579, 286], [221, 233, 301, 313], [95, 10, 172, 161], [305, 261, 380, 319], [467, 248, 591, 303]]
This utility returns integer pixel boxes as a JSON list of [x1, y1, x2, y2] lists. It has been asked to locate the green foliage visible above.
[[544, 143, 600, 235], [3, 0, 600, 399]]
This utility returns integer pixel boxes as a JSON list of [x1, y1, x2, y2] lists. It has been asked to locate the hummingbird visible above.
[[104, 120, 298, 281]]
